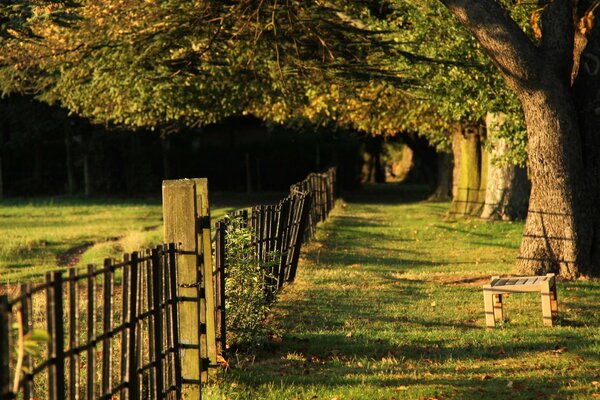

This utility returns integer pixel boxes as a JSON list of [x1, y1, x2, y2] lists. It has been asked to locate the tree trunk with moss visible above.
[[480, 112, 530, 220], [450, 125, 487, 216]]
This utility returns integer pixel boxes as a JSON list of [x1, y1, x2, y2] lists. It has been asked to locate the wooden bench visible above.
[[483, 273, 558, 327]]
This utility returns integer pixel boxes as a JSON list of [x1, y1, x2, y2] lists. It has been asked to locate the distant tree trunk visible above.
[[428, 152, 453, 201], [255, 158, 262, 192], [403, 132, 438, 190], [0, 153, 3, 199], [83, 153, 91, 196], [361, 135, 385, 183], [65, 130, 76, 195], [480, 112, 530, 220], [33, 140, 43, 192], [126, 134, 140, 194], [161, 135, 170, 180], [245, 152, 253, 193], [450, 125, 486, 216]]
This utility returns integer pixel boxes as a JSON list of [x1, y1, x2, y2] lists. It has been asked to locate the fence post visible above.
[[163, 179, 202, 399], [214, 221, 227, 359], [194, 179, 218, 379], [0, 295, 10, 400]]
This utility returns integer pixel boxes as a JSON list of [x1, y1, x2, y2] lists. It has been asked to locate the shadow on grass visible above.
[[343, 183, 433, 205], [228, 326, 597, 399]]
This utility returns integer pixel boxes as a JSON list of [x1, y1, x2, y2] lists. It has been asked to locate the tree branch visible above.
[[540, 0, 575, 81], [439, 0, 541, 92]]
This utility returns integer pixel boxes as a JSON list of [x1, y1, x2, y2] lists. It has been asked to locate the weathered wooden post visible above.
[[163, 178, 218, 398], [163, 180, 202, 399], [194, 178, 218, 378]]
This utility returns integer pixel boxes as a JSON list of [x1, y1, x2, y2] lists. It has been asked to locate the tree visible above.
[[439, 0, 600, 278]]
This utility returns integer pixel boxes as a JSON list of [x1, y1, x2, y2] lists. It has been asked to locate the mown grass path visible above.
[[208, 186, 600, 400]]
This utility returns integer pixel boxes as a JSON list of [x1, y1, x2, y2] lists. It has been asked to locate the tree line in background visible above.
[[1, 0, 599, 278]]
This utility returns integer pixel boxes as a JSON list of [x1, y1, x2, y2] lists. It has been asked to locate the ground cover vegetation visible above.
[[206, 186, 600, 400], [0, 193, 277, 282]]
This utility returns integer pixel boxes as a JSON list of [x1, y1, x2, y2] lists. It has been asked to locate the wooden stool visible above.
[[483, 273, 558, 327]]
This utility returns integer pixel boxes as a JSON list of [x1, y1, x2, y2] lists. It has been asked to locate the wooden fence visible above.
[[290, 167, 337, 241], [0, 245, 184, 400], [213, 167, 337, 356], [0, 167, 337, 400]]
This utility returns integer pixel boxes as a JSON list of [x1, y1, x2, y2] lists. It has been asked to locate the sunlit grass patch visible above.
[[206, 185, 600, 400]]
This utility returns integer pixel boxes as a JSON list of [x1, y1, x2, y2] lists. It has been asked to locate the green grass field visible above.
[[0, 191, 286, 282], [205, 185, 600, 400]]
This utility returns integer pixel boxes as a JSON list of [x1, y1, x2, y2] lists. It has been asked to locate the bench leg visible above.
[[541, 281, 553, 327], [493, 294, 504, 322], [550, 284, 558, 317], [483, 288, 495, 327]]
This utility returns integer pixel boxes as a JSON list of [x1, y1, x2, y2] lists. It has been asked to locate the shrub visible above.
[[224, 216, 278, 348]]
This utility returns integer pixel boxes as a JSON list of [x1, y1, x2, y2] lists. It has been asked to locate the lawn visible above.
[[0, 191, 286, 282], [206, 185, 600, 400]]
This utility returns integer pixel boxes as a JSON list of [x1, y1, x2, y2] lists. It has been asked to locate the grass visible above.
[[206, 184, 600, 400], [0, 191, 286, 282]]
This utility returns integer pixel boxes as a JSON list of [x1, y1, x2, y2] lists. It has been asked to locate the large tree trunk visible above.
[[480, 112, 530, 220], [514, 88, 588, 279], [441, 0, 600, 278]]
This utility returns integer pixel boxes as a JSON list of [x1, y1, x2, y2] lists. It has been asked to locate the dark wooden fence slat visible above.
[[0, 295, 10, 400], [101, 259, 113, 396], [46, 273, 56, 400], [152, 247, 165, 399], [68, 269, 79, 400], [128, 252, 140, 400], [120, 254, 130, 400], [21, 283, 33, 400], [214, 222, 227, 359], [167, 243, 182, 397], [288, 193, 312, 282], [86, 265, 96, 400], [146, 252, 156, 400], [52, 272, 66, 400]]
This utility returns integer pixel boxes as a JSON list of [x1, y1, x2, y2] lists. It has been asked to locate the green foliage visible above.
[[0, 0, 535, 164], [224, 215, 278, 349]]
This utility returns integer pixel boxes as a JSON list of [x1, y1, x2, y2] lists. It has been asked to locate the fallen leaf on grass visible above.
[[345, 332, 353, 337], [269, 333, 283, 343], [553, 345, 567, 354], [217, 354, 229, 368], [480, 374, 493, 381], [592, 381, 600, 387]]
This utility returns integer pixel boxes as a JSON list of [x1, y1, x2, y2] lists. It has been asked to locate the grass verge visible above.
[[0, 192, 285, 282], [206, 185, 600, 400]]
